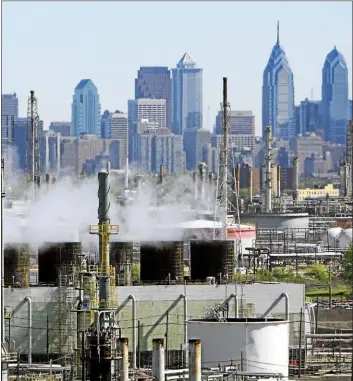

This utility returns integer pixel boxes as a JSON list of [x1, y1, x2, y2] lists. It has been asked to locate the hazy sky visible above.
[[2, 1, 352, 135]]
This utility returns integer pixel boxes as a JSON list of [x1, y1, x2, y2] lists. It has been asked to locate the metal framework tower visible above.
[[214, 77, 241, 240], [346, 120, 353, 197], [26, 90, 41, 198]]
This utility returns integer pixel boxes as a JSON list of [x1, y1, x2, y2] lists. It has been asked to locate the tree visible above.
[[341, 246, 353, 285], [311, 263, 329, 282]]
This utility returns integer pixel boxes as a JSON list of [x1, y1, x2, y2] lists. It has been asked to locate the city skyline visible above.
[[2, 1, 352, 135]]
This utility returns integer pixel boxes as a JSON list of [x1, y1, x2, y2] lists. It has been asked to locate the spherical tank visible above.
[[188, 318, 289, 378]]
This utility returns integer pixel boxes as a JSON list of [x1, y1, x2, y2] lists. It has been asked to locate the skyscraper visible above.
[[321, 47, 349, 144], [111, 112, 128, 166], [297, 99, 320, 135], [135, 67, 172, 131], [71, 79, 101, 137], [128, 99, 166, 163], [262, 23, 295, 140], [172, 52, 203, 135], [1, 93, 18, 146]]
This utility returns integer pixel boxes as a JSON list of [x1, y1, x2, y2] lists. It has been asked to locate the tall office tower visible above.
[[297, 99, 321, 135], [128, 98, 166, 163], [183, 127, 211, 171], [215, 110, 255, 135], [71, 79, 101, 137], [135, 67, 172, 131], [321, 47, 349, 144], [262, 23, 295, 140], [49, 121, 71, 137], [1, 93, 18, 148], [171, 52, 203, 135], [110, 112, 128, 166]]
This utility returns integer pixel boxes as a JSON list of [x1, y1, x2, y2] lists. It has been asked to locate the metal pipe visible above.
[[236, 164, 240, 196], [188, 339, 201, 381], [129, 294, 137, 369], [208, 172, 214, 208], [261, 292, 289, 321], [265, 126, 272, 213], [221, 77, 228, 239], [24, 296, 32, 364], [119, 338, 129, 381], [159, 165, 164, 185], [179, 294, 188, 365], [152, 338, 165, 381], [224, 293, 238, 318], [306, 333, 352, 338]]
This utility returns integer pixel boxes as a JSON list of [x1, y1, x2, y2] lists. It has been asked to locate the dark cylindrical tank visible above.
[[38, 242, 82, 285], [190, 240, 235, 281], [87, 335, 112, 381], [4, 244, 30, 287], [140, 241, 184, 283], [110, 242, 134, 285]]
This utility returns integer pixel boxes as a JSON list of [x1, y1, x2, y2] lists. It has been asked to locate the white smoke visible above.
[[3, 171, 218, 252]]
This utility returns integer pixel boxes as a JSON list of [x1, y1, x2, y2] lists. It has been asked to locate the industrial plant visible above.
[[1, 80, 353, 381]]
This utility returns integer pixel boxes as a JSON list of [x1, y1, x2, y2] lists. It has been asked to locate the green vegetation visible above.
[[235, 262, 352, 300], [341, 246, 353, 285], [132, 264, 140, 281]]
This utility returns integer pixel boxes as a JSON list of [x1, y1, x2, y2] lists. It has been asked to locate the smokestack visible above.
[[198, 162, 206, 201], [124, 158, 129, 190], [188, 339, 202, 381], [276, 165, 281, 198], [159, 164, 164, 185], [119, 338, 129, 381], [193, 172, 198, 201], [152, 339, 165, 381], [221, 77, 229, 239], [249, 167, 253, 203], [292, 156, 299, 201], [265, 126, 272, 213], [97, 162, 111, 308]]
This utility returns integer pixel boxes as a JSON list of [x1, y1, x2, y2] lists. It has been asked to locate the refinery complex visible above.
[[1, 78, 353, 381]]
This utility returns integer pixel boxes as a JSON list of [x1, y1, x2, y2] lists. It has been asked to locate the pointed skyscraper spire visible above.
[[277, 21, 280, 45]]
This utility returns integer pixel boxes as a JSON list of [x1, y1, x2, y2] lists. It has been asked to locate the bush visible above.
[[311, 263, 329, 282]]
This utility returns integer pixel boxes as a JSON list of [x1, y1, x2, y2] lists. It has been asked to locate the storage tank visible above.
[[241, 213, 309, 230], [188, 317, 289, 378], [4, 244, 30, 287], [110, 241, 134, 285], [321, 227, 342, 248], [140, 241, 184, 283], [190, 240, 235, 281], [338, 228, 353, 250], [38, 241, 81, 285]]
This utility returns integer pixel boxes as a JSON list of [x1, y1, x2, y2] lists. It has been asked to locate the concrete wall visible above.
[[4, 283, 305, 355]]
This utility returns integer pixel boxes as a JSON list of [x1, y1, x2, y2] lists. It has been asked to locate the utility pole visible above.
[[1, 158, 5, 344]]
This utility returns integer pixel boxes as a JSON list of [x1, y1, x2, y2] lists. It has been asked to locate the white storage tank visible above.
[[188, 317, 289, 379]]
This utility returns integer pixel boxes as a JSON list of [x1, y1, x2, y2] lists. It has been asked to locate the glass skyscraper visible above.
[[262, 23, 295, 140], [135, 67, 172, 131], [321, 47, 349, 144], [71, 79, 101, 137], [172, 52, 203, 135]]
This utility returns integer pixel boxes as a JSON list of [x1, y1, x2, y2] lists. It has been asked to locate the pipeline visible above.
[[179, 294, 188, 364], [261, 292, 289, 321], [24, 296, 32, 364], [224, 293, 238, 318], [129, 295, 137, 369]]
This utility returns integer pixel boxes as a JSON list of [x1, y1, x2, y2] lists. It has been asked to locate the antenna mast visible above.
[[26, 91, 41, 199]]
